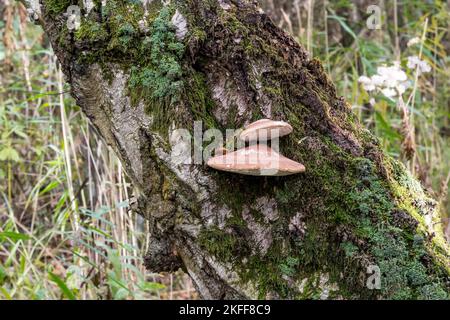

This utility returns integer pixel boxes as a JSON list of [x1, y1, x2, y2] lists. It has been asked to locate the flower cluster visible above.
[[358, 56, 431, 99], [358, 62, 410, 98]]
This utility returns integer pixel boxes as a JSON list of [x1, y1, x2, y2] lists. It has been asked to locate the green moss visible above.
[[406, 261, 429, 287], [419, 283, 449, 300], [189, 28, 208, 43], [44, 0, 71, 16], [57, 26, 70, 49], [296, 276, 325, 299], [104, 2, 145, 52], [279, 257, 300, 277], [348, 158, 393, 219], [75, 20, 109, 42], [198, 226, 250, 263], [240, 244, 298, 299], [185, 71, 218, 129], [143, 0, 165, 20], [341, 242, 359, 258]]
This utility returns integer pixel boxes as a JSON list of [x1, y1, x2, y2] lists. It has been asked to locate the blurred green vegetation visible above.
[[0, 0, 448, 299]]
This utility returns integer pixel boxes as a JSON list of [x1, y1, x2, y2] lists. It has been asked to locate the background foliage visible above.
[[0, 0, 448, 299]]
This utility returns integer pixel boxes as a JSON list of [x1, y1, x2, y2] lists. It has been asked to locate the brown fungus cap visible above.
[[207, 144, 305, 176], [239, 119, 293, 142]]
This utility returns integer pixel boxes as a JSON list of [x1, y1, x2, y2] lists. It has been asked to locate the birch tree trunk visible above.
[[24, 0, 449, 299]]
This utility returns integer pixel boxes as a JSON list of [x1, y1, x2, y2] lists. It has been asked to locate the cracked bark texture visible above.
[[25, 0, 449, 299]]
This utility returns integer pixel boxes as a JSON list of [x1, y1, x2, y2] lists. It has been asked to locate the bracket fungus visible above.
[[207, 144, 305, 176], [239, 119, 293, 142], [208, 119, 305, 176]]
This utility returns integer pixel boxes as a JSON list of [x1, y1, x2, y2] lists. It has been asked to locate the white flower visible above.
[[394, 68, 408, 82], [397, 81, 410, 95], [371, 75, 385, 86], [376, 66, 389, 78], [407, 56, 431, 75], [358, 76, 373, 88], [381, 88, 397, 98], [407, 56, 420, 69], [375, 63, 407, 89], [377, 64, 407, 83], [420, 61, 431, 73], [407, 37, 421, 47], [359, 62, 410, 99], [358, 75, 371, 84], [358, 76, 376, 91]]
